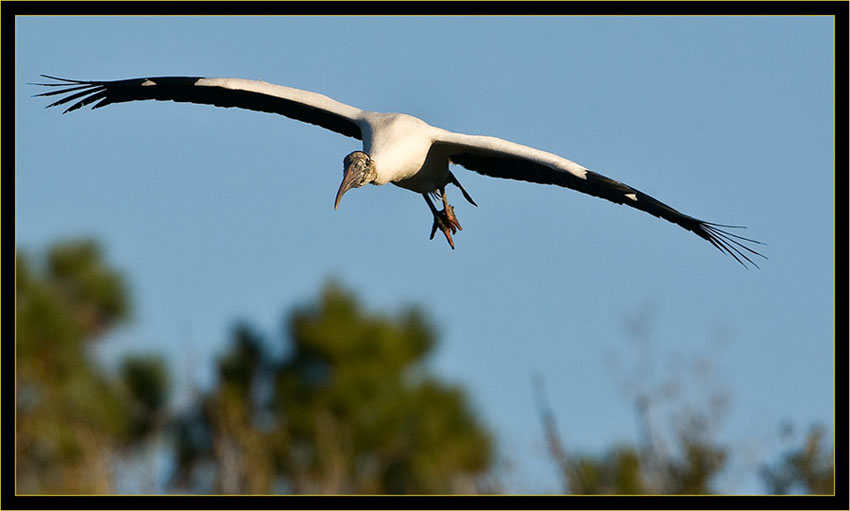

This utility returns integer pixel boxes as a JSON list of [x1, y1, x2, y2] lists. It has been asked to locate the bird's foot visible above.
[[429, 204, 462, 249]]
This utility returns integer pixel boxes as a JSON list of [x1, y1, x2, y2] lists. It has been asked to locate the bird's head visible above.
[[334, 151, 377, 209]]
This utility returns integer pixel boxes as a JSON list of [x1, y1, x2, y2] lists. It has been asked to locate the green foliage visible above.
[[556, 434, 726, 496], [46, 240, 130, 335], [569, 446, 647, 495], [761, 424, 834, 494], [171, 281, 493, 494], [537, 308, 731, 496], [18, 239, 831, 496], [663, 435, 727, 494], [120, 355, 171, 441], [15, 240, 151, 494]]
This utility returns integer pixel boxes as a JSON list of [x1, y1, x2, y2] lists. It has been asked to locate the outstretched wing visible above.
[[432, 129, 765, 268], [34, 75, 365, 139]]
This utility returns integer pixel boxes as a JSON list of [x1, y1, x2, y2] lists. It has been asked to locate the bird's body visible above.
[[35, 74, 764, 267], [362, 112, 442, 188]]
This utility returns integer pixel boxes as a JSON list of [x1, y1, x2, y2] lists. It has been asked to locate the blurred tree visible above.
[[536, 376, 727, 495], [120, 355, 171, 442], [760, 423, 834, 495], [535, 306, 729, 495], [171, 282, 493, 494], [26, 242, 831, 496], [16, 240, 170, 494]]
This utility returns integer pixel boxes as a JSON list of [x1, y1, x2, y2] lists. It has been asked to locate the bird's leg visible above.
[[439, 187, 462, 232], [423, 191, 461, 249]]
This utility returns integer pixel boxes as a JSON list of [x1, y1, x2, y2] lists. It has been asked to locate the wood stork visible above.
[[35, 75, 764, 267]]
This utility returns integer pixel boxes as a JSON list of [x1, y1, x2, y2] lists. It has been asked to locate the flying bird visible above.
[[35, 75, 764, 267]]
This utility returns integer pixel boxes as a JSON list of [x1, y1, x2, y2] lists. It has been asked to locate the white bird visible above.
[[35, 75, 764, 267]]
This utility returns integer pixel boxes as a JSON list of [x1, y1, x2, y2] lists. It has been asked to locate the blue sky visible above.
[[16, 16, 834, 493]]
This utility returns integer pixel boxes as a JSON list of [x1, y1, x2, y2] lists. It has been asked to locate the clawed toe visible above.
[[423, 191, 464, 250], [430, 209, 457, 249], [444, 203, 462, 232]]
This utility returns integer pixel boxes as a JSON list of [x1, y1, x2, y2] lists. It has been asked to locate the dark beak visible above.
[[334, 164, 359, 210]]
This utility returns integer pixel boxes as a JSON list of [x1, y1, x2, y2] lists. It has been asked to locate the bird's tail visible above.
[[448, 172, 477, 207]]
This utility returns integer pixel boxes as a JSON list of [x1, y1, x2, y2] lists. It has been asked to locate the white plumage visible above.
[[35, 74, 764, 267]]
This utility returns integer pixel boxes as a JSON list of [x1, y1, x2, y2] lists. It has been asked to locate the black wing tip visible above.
[[30, 75, 83, 93], [32, 75, 109, 113], [700, 222, 767, 270], [39, 74, 89, 83], [32, 74, 86, 86]]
